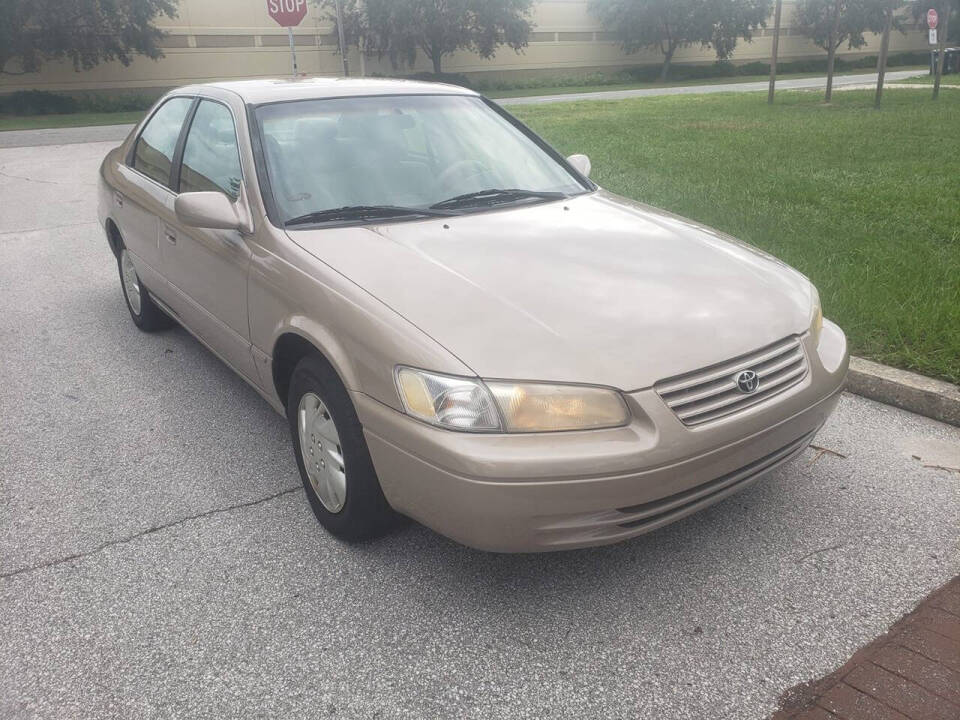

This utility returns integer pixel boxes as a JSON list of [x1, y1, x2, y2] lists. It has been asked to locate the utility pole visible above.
[[825, 0, 842, 103], [933, 5, 950, 100], [874, 6, 893, 108], [334, 0, 350, 77], [768, 0, 783, 105]]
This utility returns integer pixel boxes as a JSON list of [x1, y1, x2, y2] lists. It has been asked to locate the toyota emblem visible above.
[[735, 370, 760, 394]]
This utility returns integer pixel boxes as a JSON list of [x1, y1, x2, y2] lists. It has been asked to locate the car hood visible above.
[[287, 190, 814, 390]]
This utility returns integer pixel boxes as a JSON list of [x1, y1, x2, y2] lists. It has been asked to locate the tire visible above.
[[287, 354, 395, 542], [118, 247, 173, 331]]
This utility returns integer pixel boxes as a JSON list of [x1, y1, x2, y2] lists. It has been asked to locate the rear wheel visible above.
[[288, 354, 395, 541], [118, 248, 173, 331]]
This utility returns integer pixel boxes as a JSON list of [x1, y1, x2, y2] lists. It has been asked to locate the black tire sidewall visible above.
[[118, 251, 146, 326], [287, 355, 393, 541], [117, 248, 172, 332]]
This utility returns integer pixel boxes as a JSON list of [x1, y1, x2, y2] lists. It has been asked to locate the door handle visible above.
[[163, 228, 177, 245], [114, 192, 123, 208]]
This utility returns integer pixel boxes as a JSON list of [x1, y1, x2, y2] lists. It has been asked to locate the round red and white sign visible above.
[[268, 0, 307, 27], [927, 8, 938, 29]]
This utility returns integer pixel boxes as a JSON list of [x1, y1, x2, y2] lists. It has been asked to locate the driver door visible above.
[[161, 98, 258, 383]]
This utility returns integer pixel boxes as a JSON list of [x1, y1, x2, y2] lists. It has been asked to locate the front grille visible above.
[[655, 335, 808, 426]]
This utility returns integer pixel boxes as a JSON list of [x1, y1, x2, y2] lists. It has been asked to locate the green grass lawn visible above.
[[0, 110, 145, 132], [514, 89, 960, 383]]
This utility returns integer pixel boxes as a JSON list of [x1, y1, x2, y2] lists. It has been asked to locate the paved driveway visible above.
[[0, 141, 958, 720]]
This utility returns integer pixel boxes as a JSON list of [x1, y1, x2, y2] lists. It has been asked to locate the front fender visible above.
[[249, 238, 473, 413]]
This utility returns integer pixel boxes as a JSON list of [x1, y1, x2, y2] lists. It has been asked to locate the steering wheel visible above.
[[436, 159, 496, 190]]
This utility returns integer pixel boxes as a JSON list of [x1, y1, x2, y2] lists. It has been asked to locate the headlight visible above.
[[810, 285, 823, 343], [395, 367, 629, 433], [487, 382, 629, 432], [396, 367, 501, 431]]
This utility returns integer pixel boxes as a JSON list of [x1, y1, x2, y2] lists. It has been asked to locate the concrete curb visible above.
[[847, 356, 960, 427]]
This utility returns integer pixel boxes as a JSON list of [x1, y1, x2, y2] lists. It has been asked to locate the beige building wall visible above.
[[0, 0, 931, 94]]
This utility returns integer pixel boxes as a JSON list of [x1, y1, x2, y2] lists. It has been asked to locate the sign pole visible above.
[[934, 7, 949, 100], [267, 0, 308, 75], [767, 0, 782, 105], [287, 26, 298, 78]]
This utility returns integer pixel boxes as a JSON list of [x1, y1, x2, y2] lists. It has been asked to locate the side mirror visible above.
[[174, 192, 243, 231], [566, 153, 591, 178]]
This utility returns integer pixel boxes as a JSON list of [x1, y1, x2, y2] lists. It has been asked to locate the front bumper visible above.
[[355, 321, 849, 552]]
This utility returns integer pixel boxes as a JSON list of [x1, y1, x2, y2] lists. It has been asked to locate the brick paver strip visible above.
[[771, 575, 960, 720], [898, 627, 960, 675], [873, 645, 960, 707]]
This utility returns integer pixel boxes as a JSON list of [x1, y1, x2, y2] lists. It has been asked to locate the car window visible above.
[[133, 97, 193, 188], [179, 100, 243, 199]]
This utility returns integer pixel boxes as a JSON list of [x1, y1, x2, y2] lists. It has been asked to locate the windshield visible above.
[[254, 94, 588, 226]]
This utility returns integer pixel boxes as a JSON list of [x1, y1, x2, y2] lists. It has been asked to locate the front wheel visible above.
[[288, 354, 396, 541], [118, 248, 173, 331]]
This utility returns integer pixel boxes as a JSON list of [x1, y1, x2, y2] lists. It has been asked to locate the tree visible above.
[[588, 0, 773, 82], [321, 0, 534, 75], [0, 0, 177, 76], [793, 0, 904, 55], [794, 0, 905, 102]]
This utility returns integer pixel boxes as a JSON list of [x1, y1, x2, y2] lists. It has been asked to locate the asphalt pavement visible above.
[[1, 138, 958, 720]]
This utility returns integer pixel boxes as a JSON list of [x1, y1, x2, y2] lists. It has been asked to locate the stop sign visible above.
[[268, 0, 307, 27], [927, 8, 938, 29]]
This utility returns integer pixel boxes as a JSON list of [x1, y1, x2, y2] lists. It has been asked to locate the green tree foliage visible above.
[[793, 0, 904, 53], [0, 0, 177, 75], [320, 0, 534, 75], [588, 0, 773, 81]]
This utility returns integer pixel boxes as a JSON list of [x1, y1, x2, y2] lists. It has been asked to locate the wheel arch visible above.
[[105, 217, 123, 259], [271, 327, 358, 411]]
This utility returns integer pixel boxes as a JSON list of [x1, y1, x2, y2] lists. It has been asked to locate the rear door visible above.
[[161, 98, 258, 383], [113, 96, 195, 300]]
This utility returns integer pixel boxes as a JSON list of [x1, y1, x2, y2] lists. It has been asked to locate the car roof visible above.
[[176, 77, 479, 105]]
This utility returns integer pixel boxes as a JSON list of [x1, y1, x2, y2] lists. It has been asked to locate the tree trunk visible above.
[[432, 52, 442, 75], [933, 5, 950, 100], [768, 0, 783, 104], [874, 8, 893, 108], [824, 0, 842, 103], [659, 46, 675, 82]]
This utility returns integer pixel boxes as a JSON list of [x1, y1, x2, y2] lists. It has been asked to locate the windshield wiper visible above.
[[429, 188, 567, 211], [285, 205, 454, 227]]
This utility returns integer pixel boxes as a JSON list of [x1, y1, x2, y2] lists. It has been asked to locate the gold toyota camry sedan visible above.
[[98, 78, 848, 552]]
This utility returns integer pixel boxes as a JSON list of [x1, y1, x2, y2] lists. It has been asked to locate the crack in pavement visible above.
[[0, 485, 303, 581], [0, 166, 97, 187], [0, 221, 99, 238]]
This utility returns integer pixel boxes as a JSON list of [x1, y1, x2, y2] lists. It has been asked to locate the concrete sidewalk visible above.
[[496, 69, 926, 106], [0, 69, 927, 149]]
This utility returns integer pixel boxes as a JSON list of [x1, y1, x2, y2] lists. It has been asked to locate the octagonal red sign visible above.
[[927, 8, 938, 29], [268, 0, 307, 27]]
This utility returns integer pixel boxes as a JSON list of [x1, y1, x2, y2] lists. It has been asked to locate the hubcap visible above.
[[297, 392, 347, 513], [120, 250, 142, 316]]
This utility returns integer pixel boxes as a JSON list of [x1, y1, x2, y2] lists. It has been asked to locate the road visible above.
[[1, 139, 958, 720], [0, 69, 928, 151]]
